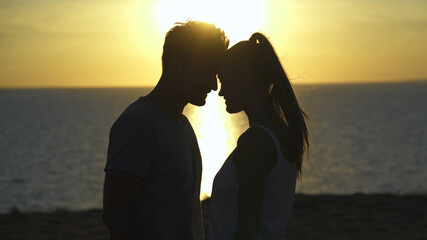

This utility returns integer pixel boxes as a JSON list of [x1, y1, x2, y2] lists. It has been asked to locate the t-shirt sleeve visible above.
[[104, 114, 155, 179]]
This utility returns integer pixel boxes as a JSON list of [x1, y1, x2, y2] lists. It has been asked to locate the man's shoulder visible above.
[[113, 97, 158, 129], [123, 96, 154, 115]]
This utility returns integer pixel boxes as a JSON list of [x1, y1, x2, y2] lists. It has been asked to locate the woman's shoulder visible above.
[[233, 127, 278, 173], [238, 127, 272, 145]]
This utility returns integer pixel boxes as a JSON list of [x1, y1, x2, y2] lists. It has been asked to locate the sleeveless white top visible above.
[[208, 125, 297, 240]]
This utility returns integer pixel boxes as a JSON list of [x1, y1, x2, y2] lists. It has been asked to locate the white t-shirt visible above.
[[209, 125, 296, 240], [105, 97, 203, 240]]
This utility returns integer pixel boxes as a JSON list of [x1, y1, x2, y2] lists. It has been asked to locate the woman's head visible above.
[[218, 32, 309, 176], [218, 37, 270, 113]]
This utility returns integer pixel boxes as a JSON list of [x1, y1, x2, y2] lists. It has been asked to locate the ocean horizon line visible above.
[[1, 78, 426, 89]]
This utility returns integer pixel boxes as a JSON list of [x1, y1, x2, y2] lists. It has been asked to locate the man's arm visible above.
[[102, 170, 143, 240]]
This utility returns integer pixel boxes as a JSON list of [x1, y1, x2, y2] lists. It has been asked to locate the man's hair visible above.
[[162, 20, 229, 71]]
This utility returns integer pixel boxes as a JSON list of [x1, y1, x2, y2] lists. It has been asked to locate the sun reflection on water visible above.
[[184, 90, 248, 199]]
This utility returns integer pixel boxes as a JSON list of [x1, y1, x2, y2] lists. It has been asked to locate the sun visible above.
[[156, 0, 264, 45]]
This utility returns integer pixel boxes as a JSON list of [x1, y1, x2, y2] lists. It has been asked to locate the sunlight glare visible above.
[[185, 91, 237, 199], [156, 0, 264, 44]]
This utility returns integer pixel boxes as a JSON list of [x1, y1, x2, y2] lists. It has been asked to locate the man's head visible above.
[[161, 21, 229, 106]]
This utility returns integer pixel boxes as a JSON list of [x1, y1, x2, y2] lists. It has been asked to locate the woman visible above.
[[208, 33, 309, 240]]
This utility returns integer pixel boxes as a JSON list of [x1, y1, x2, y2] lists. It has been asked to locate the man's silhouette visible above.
[[102, 21, 229, 240]]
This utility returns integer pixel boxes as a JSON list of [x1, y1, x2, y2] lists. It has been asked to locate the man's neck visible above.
[[147, 76, 187, 120]]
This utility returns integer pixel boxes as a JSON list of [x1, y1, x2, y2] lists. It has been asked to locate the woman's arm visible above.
[[233, 128, 278, 240]]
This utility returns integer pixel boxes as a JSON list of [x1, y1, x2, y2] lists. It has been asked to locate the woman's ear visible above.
[[241, 65, 257, 86]]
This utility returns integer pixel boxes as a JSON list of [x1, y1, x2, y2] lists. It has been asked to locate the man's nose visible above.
[[210, 76, 218, 91]]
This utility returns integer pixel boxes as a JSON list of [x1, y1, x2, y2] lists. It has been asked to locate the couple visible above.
[[102, 21, 309, 240]]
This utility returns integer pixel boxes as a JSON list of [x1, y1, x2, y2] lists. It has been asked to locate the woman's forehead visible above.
[[219, 55, 242, 73], [218, 65, 239, 82]]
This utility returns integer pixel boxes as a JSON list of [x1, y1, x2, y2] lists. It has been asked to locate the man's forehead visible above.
[[193, 57, 220, 70]]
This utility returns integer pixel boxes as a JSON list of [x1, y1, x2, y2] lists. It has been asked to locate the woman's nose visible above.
[[218, 86, 224, 96]]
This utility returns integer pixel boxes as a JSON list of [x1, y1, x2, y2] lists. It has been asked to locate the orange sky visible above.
[[0, 0, 426, 88]]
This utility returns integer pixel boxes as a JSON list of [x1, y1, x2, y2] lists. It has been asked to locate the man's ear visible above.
[[169, 56, 186, 75]]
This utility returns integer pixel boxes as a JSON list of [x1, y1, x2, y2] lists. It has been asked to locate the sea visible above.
[[0, 82, 426, 213]]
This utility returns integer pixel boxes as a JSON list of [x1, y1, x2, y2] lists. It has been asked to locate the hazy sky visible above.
[[1, 0, 426, 87]]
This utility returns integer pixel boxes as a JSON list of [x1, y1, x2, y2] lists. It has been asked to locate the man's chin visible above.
[[189, 98, 206, 106], [226, 105, 242, 114]]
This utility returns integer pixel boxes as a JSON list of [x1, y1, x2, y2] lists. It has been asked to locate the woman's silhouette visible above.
[[209, 32, 309, 240]]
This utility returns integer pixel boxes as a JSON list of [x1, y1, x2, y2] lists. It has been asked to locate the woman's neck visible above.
[[245, 94, 272, 127]]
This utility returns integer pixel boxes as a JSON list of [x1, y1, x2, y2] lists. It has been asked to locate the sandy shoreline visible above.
[[1, 194, 426, 239]]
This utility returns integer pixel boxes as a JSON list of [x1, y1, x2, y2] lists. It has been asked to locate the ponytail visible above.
[[249, 33, 309, 178]]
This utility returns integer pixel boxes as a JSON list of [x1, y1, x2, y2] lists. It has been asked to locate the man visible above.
[[102, 21, 229, 240]]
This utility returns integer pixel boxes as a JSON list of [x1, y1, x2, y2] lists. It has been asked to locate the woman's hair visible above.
[[227, 33, 309, 177]]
